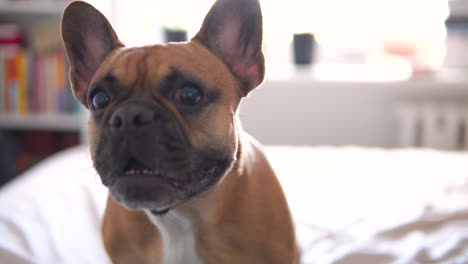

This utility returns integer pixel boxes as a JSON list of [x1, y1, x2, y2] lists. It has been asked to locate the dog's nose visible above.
[[109, 104, 156, 129]]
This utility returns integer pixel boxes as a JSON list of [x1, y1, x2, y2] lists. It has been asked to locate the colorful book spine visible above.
[[0, 22, 76, 115], [0, 51, 4, 113], [16, 50, 28, 114], [31, 53, 40, 112], [0, 49, 77, 114], [44, 53, 52, 113], [36, 54, 44, 112], [25, 50, 33, 113], [6, 53, 17, 113]]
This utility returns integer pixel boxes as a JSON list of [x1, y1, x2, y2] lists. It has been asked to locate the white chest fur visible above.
[[145, 210, 203, 264]]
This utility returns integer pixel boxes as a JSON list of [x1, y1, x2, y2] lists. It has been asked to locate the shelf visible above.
[[0, 113, 83, 131], [265, 64, 468, 85], [0, 1, 67, 16]]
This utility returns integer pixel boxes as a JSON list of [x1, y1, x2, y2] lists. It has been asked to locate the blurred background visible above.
[[0, 0, 467, 185]]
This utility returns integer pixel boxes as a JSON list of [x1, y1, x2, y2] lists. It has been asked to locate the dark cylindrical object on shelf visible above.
[[293, 33, 315, 65], [164, 29, 188, 43]]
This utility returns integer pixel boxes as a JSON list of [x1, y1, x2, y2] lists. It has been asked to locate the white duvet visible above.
[[1, 145, 468, 264]]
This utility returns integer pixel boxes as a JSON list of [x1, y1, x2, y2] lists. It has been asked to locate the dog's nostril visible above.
[[134, 112, 153, 126], [109, 115, 122, 128]]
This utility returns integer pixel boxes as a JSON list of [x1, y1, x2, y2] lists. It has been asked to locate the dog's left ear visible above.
[[193, 0, 265, 96], [61, 1, 123, 106]]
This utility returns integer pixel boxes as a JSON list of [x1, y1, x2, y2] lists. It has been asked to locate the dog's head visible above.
[[61, 0, 264, 213]]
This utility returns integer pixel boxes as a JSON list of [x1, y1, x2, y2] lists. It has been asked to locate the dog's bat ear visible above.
[[193, 0, 265, 97], [61, 1, 123, 107]]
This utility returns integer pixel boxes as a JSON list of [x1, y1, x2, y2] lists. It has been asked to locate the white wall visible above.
[[239, 73, 468, 147]]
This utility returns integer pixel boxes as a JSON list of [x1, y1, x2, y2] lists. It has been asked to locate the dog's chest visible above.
[[146, 211, 203, 264]]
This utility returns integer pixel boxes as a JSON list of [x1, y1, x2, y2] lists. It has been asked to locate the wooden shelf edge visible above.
[[0, 113, 83, 131]]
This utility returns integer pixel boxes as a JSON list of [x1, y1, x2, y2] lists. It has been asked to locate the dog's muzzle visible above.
[[92, 98, 232, 211]]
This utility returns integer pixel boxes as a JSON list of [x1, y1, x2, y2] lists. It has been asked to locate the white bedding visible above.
[[1, 145, 468, 264]]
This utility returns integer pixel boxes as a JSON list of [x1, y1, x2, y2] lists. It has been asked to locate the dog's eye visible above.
[[91, 91, 110, 110], [176, 85, 202, 106]]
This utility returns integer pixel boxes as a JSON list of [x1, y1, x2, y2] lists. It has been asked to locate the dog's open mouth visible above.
[[102, 153, 233, 212], [120, 157, 220, 190], [123, 158, 159, 175]]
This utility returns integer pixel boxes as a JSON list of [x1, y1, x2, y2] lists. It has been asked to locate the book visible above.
[[0, 21, 76, 115], [6, 53, 17, 113], [16, 49, 28, 114], [0, 51, 4, 112]]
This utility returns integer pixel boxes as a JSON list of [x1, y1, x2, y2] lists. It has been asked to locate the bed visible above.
[[1, 145, 468, 264]]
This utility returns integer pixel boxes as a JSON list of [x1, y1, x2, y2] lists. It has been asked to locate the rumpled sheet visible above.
[[1, 145, 468, 264]]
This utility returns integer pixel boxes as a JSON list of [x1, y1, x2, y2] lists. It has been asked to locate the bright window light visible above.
[[107, 0, 449, 75]]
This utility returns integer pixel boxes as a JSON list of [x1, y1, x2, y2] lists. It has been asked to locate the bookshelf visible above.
[[0, 0, 83, 185], [0, 0, 82, 132]]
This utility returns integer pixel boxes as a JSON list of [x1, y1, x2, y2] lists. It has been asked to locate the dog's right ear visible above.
[[193, 0, 264, 97], [61, 1, 123, 107]]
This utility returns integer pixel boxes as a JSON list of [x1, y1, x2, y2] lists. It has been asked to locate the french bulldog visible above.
[[61, 0, 298, 263]]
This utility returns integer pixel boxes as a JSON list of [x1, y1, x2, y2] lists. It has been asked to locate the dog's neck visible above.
[[142, 134, 248, 264], [141, 134, 296, 263], [145, 210, 203, 264]]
